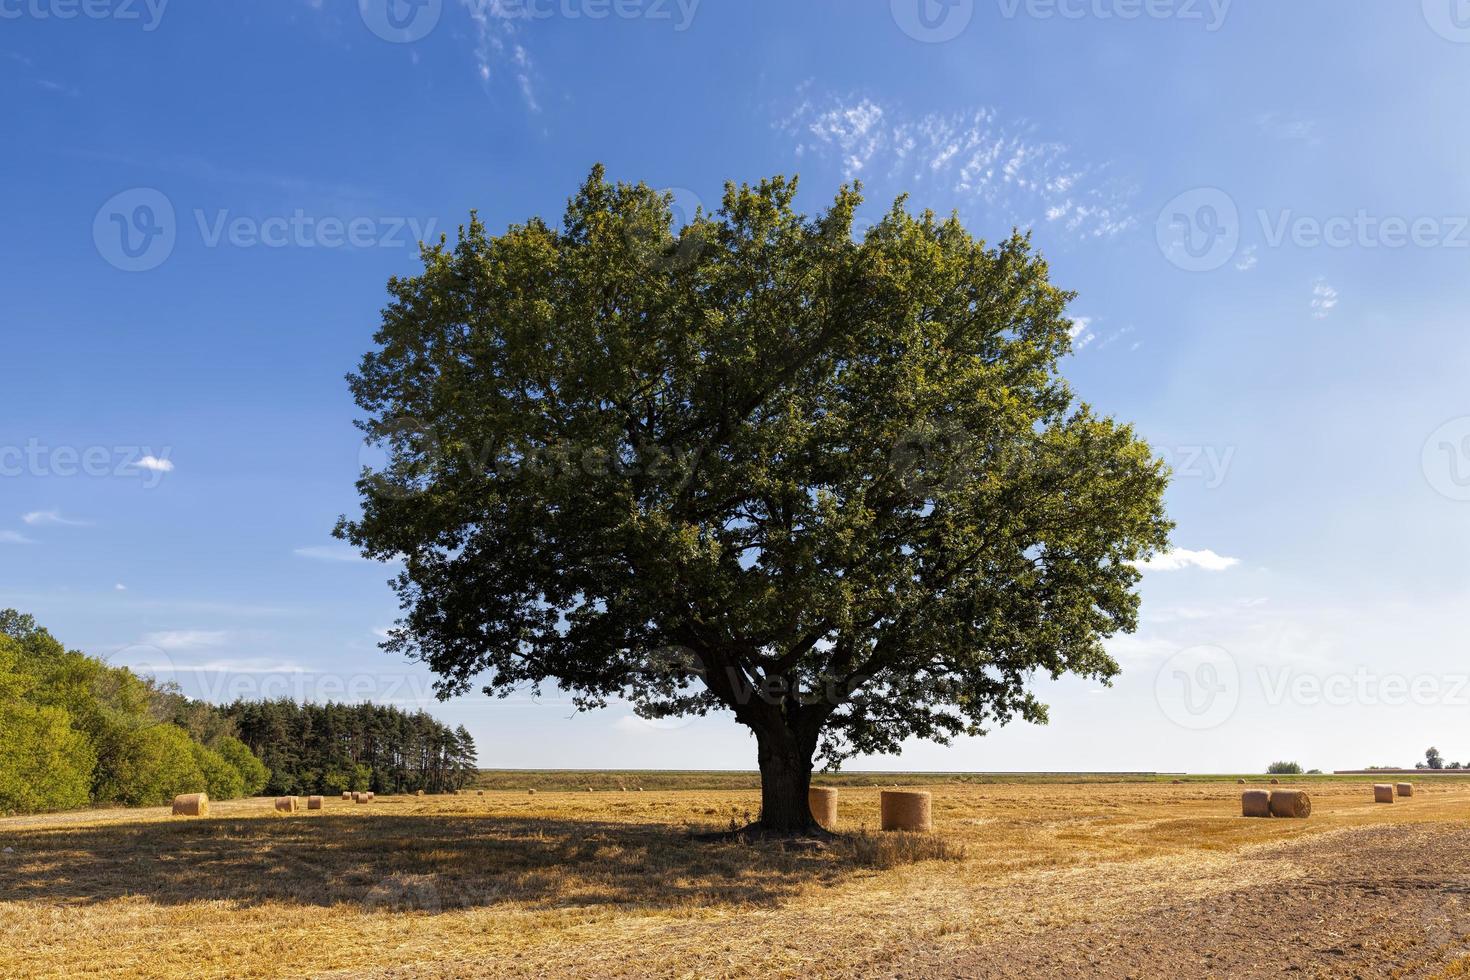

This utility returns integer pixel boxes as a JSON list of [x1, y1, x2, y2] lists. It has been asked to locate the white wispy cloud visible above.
[[115, 583, 127, 591], [1093, 324, 1135, 351], [136, 455, 174, 472], [1235, 245, 1258, 272], [140, 629, 229, 650], [782, 93, 1135, 239], [1311, 279, 1338, 320], [0, 530, 33, 545], [461, 1, 540, 112], [293, 545, 367, 563], [22, 509, 90, 527], [1133, 548, 1241, 572]]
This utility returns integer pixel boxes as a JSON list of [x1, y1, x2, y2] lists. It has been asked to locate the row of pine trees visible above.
[[0, 609, 476, 815], [225, 700, 477, 796]]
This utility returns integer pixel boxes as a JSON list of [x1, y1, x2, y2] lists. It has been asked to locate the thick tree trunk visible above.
[[755, 727, 818, 833]]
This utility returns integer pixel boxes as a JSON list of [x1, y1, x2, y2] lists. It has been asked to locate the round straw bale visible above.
[[342, 792, 352, 801], [1268, 790, 1311, 819], [307, 796, 323, 810], [365, 792, 375, 801], [416, 790, 425, 797], [880, 790, 932, 831], [477, 790, 484, 797], [528, 789, 536, 796], [1396, 783, 1413, 798], [1171, 779, 1182, 785], [1269, 778, 1280, 785], [1237, 779, 1246, 785], [274, 797, 298, 814], [172, 793, 208, 817], [1373, 784, 1394, 803], [808, 787, 838, 829], [1241, 790, 1271, 818]]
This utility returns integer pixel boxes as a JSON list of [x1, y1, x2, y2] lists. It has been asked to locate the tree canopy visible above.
[[338, 167, 1172, 831]]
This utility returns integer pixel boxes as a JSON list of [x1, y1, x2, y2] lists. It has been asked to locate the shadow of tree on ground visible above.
[[1, 813, 864, 914]]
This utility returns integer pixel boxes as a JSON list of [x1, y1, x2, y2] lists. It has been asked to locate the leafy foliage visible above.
[[1266, 761, 1303, 775], [0, 610, 268, 814], [216, 736, 270, 796], [337, 168, 1171, 828]]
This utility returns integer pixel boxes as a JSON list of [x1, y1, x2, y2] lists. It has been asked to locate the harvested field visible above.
[[4, 777, 1470, 978]]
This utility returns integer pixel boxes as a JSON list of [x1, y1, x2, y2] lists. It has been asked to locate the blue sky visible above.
[[5, 0, 1470, 773]]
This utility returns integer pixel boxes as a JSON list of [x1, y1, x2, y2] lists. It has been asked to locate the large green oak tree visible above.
[[337, 167, 1172, 833]]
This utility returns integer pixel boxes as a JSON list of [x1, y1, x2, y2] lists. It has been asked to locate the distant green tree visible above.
[[1267, 761, 1303, 775], [1427, 747, 1444, 770], [190, 742, 245, 800], [216, 736, 270, 796], [101, 724, 206, 806], [0, 635, 95, 814]]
